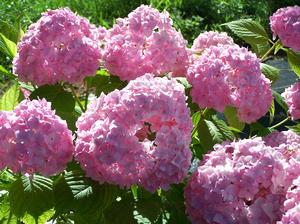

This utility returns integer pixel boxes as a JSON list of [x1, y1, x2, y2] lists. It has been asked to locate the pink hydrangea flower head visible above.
[[184, 138, 288, 224], [280, 176, 300, 224], [282, 82, 300, 120], [5, 99, 74, 176], [103, 5, 189, 81], [13, 8, 103, 86], [270, 6, 300, 52], [75, 74, 192, 191], [0, 111, 15, 170], [192, 31, 235, 52], [263, 130, 300, 154], [263, 130, 300, 186], [187, 45, 272, 123]]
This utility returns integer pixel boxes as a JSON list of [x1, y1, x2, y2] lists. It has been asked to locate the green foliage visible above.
[[222, 19, 270, 56], [0, 196, 18, 224], [224, 106, 245, 131], [260, 63, 280, 84], [54, 170, 118, 223], [0, 33, 17, 59], [272, 90, 288, 112], [30, 85, 78, 130], [30, 85, 75, 112], [287, 124, 300, 136], [9, 175, 54, 221], [286, 50, 300, 78], [0, 65, 15, 80], [85, 70, 127, 96], [0, 83, 22, 111]]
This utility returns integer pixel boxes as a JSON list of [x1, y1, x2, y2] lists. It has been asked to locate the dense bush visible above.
[[0, 2, 300, 224]]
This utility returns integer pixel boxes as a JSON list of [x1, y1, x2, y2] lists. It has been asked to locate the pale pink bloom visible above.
[[280, 176, 300, 224], [75, 74, 192, 191], [1, 99, 74, 176], [187, 45, 272, 123], [185, 138, 288, 224], [270, 6, 300, 52], [192, 31, 235, 52], [282, 82, 300, 120], [13, 8, 103, 86], [103, 5, 190, 81]]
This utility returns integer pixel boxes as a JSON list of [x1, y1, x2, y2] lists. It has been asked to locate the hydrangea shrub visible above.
[[0, 4, 299, 224]]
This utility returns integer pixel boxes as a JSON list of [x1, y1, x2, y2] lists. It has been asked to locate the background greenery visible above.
[[1, 0, 299, 43]]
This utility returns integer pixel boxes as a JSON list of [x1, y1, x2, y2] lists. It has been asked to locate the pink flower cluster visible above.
[[13, 8, 103, 86], [185, 130, 300, 223], [192, 31, 235, 52], [0, 99, 74, 176], [282, 82, 300, 120], [184, 137, 289, 224], [187, 45, 272, 123], [0, 111, 14, 170], [263, 130, 300, 185], [75, 74, 192, 191], [280, 177, 300, 224], [103, 5, 189, 81], [270, 6, 300, 52]]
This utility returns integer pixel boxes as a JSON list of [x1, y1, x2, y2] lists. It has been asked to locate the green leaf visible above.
[[161, 184, 190, 224], [274, 41, 283, 54], [0, 20, 21, 43], [9, 175, 54, 220], [287, 50, 300, 78], [0, 196, 18, 224], [191, 111, 201, 137], [19, 82, 35, 92], [211, 115, 235, 140], [250, 122, 272, 137], [272, 90, 288, 112], [104, 196, 136, 224], [0, 170, 16, 191], [197, 119, 214, 151], [286, 124, 300, 136], [224, 106, 245, 131], [204, 119, 223, 143], [0, 33, 17, 59], [53, 170, 117, 217], [269, 100, 275, 125], [253, 42, 271, 57], [30, 85, 75, 112], [56, 111, 80, 132], [135, 197, 161, 223], [222, 19, 270, 57], [85, 71, 127, 96], [0, 83, 22, 111], [260, 63, 280, 84], [21, 209, 55, 224], [0, 65, 15, 80], [175, 77, 191, 89], [223, 19, 269, 43]]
